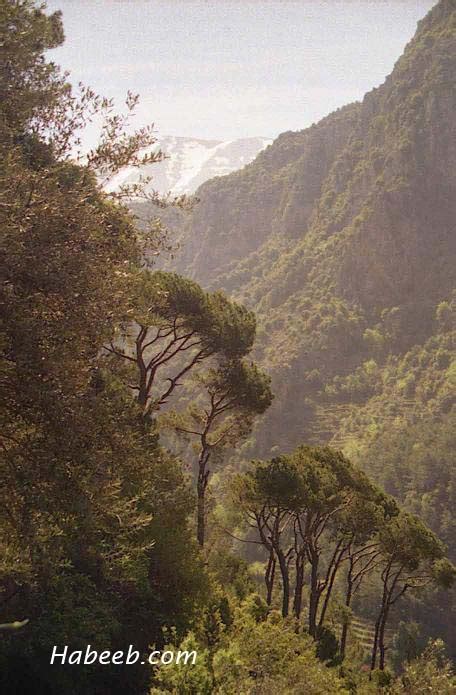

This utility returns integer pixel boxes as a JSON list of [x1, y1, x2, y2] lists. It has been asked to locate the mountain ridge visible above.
[[156, 0, 455, 460], [134, 0, 456, 655], [105, 135, 272, 196]]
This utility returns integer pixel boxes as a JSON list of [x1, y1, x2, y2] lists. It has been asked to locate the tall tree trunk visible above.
[[318, 547, 343, 630], [196, 449, 210, 547], [340, 578, 353, 660], [265, 549, 276, 606], [277, 550, 290, 617], [378, 602, 391, 670], [308, 555, 319, 637], [370, 612, 382, 674], [293, 552, 305, 619], [138, 370, 148, 410], [371, 560, 392, 675]]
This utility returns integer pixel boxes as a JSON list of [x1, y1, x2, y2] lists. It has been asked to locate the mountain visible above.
[[151, 0, 456, 651], [153, 0, 455, 549], [134, 1, 456, 528], [105, 135, 272, 195], [164, 0, 455, 448]]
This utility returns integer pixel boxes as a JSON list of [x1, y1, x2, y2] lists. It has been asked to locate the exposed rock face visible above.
[[172, 104, 360, 287], [138, 0, 456, 657], [164, 0, 455, 453], [174, 0, 456, 318]]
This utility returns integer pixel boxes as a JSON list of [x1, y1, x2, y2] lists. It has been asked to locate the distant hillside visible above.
[[161, 0, 455, 448], [150, 0, 456, 653], [131, 0, 456, 656], [105, 135, 272, 195], [135, 0, 456, 528]]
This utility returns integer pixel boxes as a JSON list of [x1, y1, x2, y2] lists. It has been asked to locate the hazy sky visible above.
[[46, 0, 436, 144]]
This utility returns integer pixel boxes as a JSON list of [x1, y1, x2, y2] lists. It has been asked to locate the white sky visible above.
[[46, 0, 436, 144]]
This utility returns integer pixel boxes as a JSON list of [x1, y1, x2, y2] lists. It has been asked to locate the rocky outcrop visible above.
[[146, 0, 456, 456]]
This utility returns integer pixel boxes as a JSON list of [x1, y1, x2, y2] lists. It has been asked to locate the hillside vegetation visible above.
[[2, 1, 456, 692], [151, 0, 456, 658], [159, 0, 456, 541]]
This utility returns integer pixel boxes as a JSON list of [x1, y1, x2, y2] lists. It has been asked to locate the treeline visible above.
[[0, 2, 203, 693], [0, 3, 271, 692], [230, 446, 455, 672], [1, 3, 455, 694]]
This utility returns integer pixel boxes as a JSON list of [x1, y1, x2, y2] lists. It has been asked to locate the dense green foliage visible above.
[[0, 4, 272, 692], [229, 446, 454, 673], [0, 3, 213, 693], [1, 1, 455, 693], [147, 0, 456, 662]]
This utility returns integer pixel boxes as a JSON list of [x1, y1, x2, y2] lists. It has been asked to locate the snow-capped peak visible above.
[[104, 135, 272, 196]]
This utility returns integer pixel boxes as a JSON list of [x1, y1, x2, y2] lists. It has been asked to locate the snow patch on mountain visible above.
[[104, 135, 272, 195]]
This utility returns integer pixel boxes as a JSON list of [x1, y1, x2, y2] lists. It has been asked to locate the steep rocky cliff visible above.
[[163, 0, 455, 460], [136, 0, 456, 654]]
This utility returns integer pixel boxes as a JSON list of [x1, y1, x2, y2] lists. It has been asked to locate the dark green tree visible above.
[[167, 359, 272, 546], [232, 456, 302, 617], [0, 2, 207, 692], [371, 512, 456, 672], [105, 270, 256, 418]]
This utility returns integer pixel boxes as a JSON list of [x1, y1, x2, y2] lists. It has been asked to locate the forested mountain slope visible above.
[[161, 0, 455, 465], [3, 1, 456, 690], [154, 2, 456, 654]]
